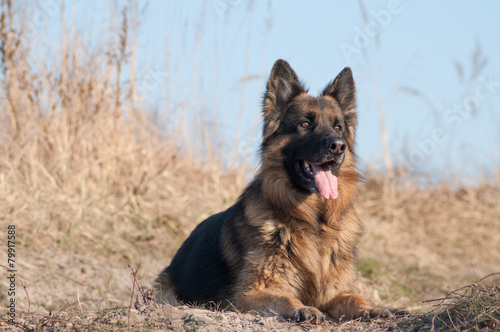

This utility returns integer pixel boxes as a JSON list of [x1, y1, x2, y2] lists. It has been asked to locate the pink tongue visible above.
[[310, 164, 339, 200]]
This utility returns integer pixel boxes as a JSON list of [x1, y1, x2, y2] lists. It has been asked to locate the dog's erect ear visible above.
[[322, 67, 356, 111], [322, 67, 357, 149], [262, 59, 305, 139]]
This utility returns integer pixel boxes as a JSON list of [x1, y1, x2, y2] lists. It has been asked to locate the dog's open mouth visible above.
[[296, 160, 339, 200]]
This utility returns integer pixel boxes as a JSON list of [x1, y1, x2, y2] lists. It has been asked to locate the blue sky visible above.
[[35, 0, 500, 181]]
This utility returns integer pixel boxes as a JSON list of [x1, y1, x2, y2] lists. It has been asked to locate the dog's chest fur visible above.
[[241, 200, 361, 307]]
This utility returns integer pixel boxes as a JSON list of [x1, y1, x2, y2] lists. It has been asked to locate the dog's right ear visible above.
[[262, 59, 305, 139]]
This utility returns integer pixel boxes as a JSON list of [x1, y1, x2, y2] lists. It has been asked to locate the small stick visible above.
[[127, 264, 141, 332]]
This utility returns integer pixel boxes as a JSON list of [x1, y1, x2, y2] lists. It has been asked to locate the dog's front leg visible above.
[[321, 291, 391, 321], [237, 289, 325, 323]]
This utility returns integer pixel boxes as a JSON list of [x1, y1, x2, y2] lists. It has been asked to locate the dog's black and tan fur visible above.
[[156, 59, 389, 322]]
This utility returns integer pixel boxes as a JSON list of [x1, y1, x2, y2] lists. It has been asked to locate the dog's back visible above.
[[156, 203, 244, 304]]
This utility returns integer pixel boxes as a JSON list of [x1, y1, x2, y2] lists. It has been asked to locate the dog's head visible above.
[[261, 59, 357, 200]]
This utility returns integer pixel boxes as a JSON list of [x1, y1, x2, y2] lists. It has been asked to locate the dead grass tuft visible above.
[[391, 273, 500, 331], [426, 273, 500, 331]]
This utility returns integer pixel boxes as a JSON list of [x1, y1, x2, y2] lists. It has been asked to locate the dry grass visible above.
[[0, 1, 244, 314], [0, 2, 499, 331], [355, 174, 500, 310], [390, 273, 500, 331], [423, 273, 500, 331]]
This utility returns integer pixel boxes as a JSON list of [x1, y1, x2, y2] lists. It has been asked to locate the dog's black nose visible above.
[[326, 137, 346, 154]]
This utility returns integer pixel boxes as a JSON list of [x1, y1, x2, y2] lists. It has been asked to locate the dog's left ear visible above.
[[322, 67, 357, 148]]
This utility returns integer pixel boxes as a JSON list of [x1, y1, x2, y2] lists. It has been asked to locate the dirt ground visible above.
[[0, 303, 421, 332], [3, 277, 499, 332]]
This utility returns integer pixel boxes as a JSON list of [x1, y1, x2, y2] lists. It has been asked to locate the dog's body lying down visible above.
[[156, 59, 390, 322]]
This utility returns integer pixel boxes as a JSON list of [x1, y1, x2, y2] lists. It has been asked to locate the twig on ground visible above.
[[127, 264, 142, 332]]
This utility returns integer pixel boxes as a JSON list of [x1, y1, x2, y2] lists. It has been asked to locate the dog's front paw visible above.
[[290, 306, 325, 323], [358, 306, 394, 320]]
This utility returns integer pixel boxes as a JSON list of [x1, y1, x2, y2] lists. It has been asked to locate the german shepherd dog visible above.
[[156, 59, 390, 322]]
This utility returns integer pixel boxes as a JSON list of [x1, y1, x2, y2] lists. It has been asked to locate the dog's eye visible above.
[[301, 121, 310, 128], [334, 125, 342, 131]]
